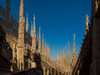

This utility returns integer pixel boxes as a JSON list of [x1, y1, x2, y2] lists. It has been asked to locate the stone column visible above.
[[77, 70, 79, 75], [50, 68, 52, 75], [54, 70, 56, 75], [47, 68, 49, 75], [60, 72, 63, 75], [28, 59, 30, 69], [43, 67, 46, 75], [65, 72, 67, 75], [58, 72, 59, 75]]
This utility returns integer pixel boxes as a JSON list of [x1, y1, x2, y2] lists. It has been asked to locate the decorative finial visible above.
[[34, 14, 35, 21], [45, 39, 46, 48], [42, 34, 44, 45], [68, 41, 70, 56], [68, 41, 69, 47], [33, 14, 36, 32], [73, 34, 76, 54], [95, 1, 98, 12], [19, 0, 24, 22], [65, 46, 67, 58], [26, 13, 29, 32], [57, 52, 59, 58], [39, 26, 41, 52], [57, 51, 59, 64], [86, 14, 89, 30], [74, 34, 75, 41]]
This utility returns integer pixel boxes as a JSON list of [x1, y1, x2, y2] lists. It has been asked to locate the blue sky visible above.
[[0, 0, 91, 60]]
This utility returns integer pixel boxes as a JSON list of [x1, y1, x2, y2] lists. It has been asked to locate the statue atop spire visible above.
[[39, 27, 41, 53], [31, 15, 36, 51], [45, 39, 46, 49], [62, 49, 65, 65], [57, 52, 59, 64], [72, 34, 77, 68], [26, 13, 29, 32], [65, 46, 67, 66], [42, 34, 44, 46], [42, 34, 44, 55], [48, 44, 50, 58], [67, 41, 71, 72], [65, 46, 67, 58], [47, 45, 50, 58], [33, 14, 36, 38], [74, 34, 75, 41], [19, 0, 24, 22], [68, 42, 70, 57], [86, 14, 89, 31], [60, 51, 63, 65], [73, 34, 76, 54], [33, 14, 36, 32], [44, 39, 46, 56], [95, 1, 98, 12]]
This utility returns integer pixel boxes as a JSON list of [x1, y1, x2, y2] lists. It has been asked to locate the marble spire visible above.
[[33, 14, 36, 32], [17, 0, 25, 71], [26, 13, 29, 32], [39, 27, 41, 53], [42, 34, 44, 55], [57, 52, 59, 64], [72, 34, 77, 68], [73, 34, 76, 54], [68, 42, 70, 57], [65, 46, 67, 58], [86, 14, 89, 31]]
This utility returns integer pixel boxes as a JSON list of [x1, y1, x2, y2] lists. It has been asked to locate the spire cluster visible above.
[[72, 34, 77, 68], [56, 34, 77, 71], [24, 7, 50, 57]]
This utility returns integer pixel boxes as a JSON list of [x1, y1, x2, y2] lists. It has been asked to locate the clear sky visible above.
[[0, 0, 91, 60]]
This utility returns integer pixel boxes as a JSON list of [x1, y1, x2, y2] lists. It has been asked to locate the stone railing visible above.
[[34, 50, 65, 73]]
